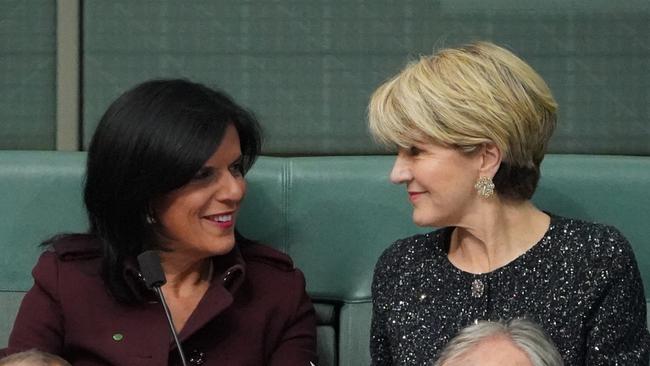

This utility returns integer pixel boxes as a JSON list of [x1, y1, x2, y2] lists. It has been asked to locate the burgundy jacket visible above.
[[2, 235, 317, 365]]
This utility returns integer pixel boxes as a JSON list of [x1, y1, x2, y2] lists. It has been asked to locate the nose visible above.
[[215, 173, 246, 203], [389, 154, 412, 185]]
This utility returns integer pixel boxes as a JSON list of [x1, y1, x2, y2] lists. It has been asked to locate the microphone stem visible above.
[[154, 286, 189, 366]]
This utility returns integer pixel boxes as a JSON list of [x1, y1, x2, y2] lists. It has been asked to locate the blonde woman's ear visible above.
[[479, 142, 502, 177]]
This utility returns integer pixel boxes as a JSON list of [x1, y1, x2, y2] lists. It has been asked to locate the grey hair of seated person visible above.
[[434, 318, 564, 366], [0, 349, 71, 366]]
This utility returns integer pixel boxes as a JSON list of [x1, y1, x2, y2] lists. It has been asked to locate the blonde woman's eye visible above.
[[408, 146, 421, 156]]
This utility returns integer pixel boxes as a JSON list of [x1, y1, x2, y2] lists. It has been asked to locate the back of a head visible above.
[[441, 334, 533, 366], [0, 350, 71, 366], [434, 319, 564, 366]]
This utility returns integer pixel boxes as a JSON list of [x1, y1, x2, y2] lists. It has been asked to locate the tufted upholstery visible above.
[[1, 151, 649, 365]]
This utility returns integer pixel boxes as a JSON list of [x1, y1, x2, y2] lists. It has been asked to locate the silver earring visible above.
[[146, 214, 157, 224], [474, 176, 495, 198]]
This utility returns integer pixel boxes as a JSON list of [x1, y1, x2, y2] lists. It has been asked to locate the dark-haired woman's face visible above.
[[152, 124, 246, 258]]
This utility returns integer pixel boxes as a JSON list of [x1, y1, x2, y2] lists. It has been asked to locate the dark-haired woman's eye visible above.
[[229, 160, 244, 177], [192, 167, 213, 181]]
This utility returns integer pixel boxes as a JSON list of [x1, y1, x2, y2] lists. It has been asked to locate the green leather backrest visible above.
[[241, 154, 650, 366], [0, 152, 87, 292], [239, 156, 427, 301], [1, 152, 649, 365], [239, 155, 650, 301]]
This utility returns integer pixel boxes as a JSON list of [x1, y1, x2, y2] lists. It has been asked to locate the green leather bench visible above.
[[1, 151, 649, 365]]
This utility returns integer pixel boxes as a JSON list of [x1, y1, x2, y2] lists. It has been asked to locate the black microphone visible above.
[[137, 251, 189, 366]]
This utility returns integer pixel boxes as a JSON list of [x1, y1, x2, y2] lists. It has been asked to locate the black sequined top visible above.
[[371, 215, 650, 365]]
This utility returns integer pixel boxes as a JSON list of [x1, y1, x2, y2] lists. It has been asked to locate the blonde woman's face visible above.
[[389, 141, 481, 227]]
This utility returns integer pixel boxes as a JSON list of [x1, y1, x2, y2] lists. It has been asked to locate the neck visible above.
[[448, 199, 550, 274], [158, 252, 212, 294], [156, 251, 214, 334]]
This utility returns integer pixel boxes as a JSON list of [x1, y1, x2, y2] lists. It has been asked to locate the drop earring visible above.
[[145, 211, 157, 224]]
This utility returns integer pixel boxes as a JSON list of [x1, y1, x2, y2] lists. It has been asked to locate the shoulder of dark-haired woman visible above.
[[236, 232, 295, 272], [41, 233, 151, 304], [40, 233, 102, 261]]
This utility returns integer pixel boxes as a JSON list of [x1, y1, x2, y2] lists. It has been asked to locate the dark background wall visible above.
[[0, 0, 56, 150], [2, 0, 649, 155]]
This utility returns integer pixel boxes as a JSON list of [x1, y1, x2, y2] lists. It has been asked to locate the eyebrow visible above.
[[229, 154, 243, 165], [200, 153, 243, 169]]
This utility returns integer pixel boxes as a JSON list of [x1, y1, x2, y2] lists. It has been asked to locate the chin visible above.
[[412, 210, 448, 228], [219, 239, 237, 253], [412, 214, 435, 227], [206, 236, 236, 256]]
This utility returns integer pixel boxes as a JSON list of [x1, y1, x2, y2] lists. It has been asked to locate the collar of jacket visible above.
[[122, 245, 247, 301], [122, 245, 249, 343]]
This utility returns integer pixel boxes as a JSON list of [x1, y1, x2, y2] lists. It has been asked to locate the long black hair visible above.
[[84, 79, 261, 304]]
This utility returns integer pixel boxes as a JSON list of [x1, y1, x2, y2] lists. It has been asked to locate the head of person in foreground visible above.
[[0, 349, 71, 366], [434, 319, 564, 366]]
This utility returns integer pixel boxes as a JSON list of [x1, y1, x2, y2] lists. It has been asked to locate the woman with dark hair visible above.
[[367, 42, 649, 365], [3, 79, 317, 365]]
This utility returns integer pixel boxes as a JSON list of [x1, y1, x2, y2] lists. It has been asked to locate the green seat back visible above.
[[1, 152, 649, 365]]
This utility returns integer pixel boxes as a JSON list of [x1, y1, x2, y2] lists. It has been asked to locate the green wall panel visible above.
[[82, 1, 650, 155], [0, 0, 56, 150]]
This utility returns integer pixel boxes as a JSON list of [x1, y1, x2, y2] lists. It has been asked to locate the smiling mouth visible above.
[[213, 214, 232, 223], [204, 212, 235, 228], [408, 192, 425, 201]]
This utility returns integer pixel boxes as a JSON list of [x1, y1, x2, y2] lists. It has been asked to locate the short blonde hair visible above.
[[369, 41, 557, 168]]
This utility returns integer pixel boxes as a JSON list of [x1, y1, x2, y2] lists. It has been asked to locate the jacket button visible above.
[[188, 349, 206, 365]]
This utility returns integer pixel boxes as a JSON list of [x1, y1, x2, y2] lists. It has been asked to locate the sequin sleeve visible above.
[[370, 243, 397, 365], [584, 226, 650, 364]]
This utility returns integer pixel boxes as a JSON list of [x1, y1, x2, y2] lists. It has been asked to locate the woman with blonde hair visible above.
[[368, 41, 649, 365]]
